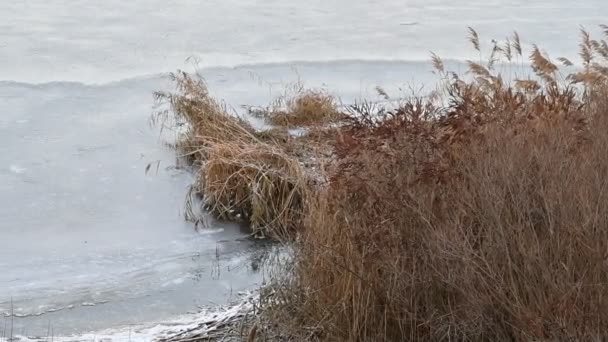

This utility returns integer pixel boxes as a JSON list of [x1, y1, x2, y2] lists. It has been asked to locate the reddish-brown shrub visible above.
[[270, 27, 608, 341]]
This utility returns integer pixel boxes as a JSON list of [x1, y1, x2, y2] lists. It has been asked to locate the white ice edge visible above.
[[14, 292, 257, 342]]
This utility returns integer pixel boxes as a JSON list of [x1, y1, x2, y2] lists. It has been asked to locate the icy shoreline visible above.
[[12, 292, 257, 342]]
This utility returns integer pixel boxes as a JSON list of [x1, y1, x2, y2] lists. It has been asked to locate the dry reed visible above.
[[258, 86, 346, 127], [157, 26, 608, 342], [266, 26, 608, 341], [154, 72, 314, 239]]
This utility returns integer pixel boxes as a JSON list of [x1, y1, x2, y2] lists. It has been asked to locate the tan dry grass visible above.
[[154, 72, 316, 239], [200, 141, 309, 239], [154, 71, 258, 163], [264, 88, 345, 127]]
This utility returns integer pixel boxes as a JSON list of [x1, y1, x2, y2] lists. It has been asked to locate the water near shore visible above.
[[1, 0, 606, 338]]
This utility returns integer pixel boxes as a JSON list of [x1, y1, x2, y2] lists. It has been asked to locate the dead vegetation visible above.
[[267, 89, 345, 127], [200, 141, 308, 238], [158, 26, 608, 341], [154, 72, 320, 239], [265, 27, 608, 341], [248, 83, 346, 128]]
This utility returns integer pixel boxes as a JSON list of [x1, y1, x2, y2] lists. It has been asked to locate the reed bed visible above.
[[159, 26, 608, 341]]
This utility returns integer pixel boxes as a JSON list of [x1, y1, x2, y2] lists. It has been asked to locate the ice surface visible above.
[[0, 0, 606, 83], [14, 292, 258, 342], [0, 75, 268, 335]]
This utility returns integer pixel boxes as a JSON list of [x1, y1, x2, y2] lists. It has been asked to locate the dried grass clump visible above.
[[266, 88, 346, 127], [154, 71, 258, 164], [269, 27, 608, 341], [155, 72, 314, 239], [200, 141, 309, 238]]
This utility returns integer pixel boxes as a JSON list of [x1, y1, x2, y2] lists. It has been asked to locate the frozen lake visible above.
[[1, 0, 606, 84], [1, 0, 606, 338]]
